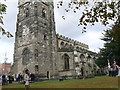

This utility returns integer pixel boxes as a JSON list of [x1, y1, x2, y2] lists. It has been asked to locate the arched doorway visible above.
[[47, 71, 50, 79]]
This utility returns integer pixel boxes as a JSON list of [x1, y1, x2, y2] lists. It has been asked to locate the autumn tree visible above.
[[57, 0, 120, 32], [0, 2, 13, 38]]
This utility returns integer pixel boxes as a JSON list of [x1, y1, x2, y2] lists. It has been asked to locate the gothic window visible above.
[[35, 65, 38, 72], [61, 42, 64, 48], [34, 5, 38, 16], [87, 56, 91, 63], [70, 44, 73, 50], [22, 48, 30, 65], [42, 8, 46, 18], [76, 46, 79, 51], [44, 35, 46, 40], [34, 49, 38, 61], [80, 54, 85, 62], [65, 43, 68, 48], [63, 54, 69, 70], [26, 8, 29, 17]]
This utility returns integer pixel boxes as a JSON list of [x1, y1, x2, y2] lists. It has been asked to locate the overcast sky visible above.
[[0, 0, 111, 64]]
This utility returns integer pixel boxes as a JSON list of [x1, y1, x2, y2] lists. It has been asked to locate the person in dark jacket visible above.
[[30, 73, 35, 82], [2, 74, 6, 85]]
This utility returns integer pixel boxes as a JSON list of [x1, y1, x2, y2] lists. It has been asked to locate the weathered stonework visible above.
[[12, 0, 99, 80]]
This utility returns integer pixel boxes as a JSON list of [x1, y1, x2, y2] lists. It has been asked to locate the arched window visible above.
[[35, 65, 38, 72], [22, 48, 30, 65], [34, 49, 38, 61], [34, 5, 38, 16], [44, 35, 47, 40], [70, 44, 73, 50], [76, 46, 79, 51], [63, 54, 69, 70], [87, 56, 91, 63], [26, 8, 29, 17], [80, 54, 85, 62], [65, 43, 68, 48], [42, 8, 46, 18], [61, 42, 64, 48]]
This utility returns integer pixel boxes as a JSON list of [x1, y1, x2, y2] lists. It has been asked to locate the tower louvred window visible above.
[[42, 8, 46, 18], [26, 8, 29, 17], [34, 49, 38, 60]]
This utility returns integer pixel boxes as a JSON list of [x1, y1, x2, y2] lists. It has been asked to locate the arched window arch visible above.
[[80, 54, 85, 62], [34, 49, 38, 61], [42, 8, 46, 18], [76, 46, 79, 51], [22, 48, 30, 65], [65, 43, 68, 48], [26, 8, 29, 17], [44, 35, 47, 40], [61, 42, 64, 48], [63, 54, 69, 70], [87, 56, 91, 63], [69, 44, 73, 50]]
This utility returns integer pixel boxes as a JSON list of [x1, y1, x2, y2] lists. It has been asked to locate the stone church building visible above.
[[12, 0, 99, 80]]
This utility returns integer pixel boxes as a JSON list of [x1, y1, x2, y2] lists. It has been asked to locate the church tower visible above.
[[12, 0, 58, 79]]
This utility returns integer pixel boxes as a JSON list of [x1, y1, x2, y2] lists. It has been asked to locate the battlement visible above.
[[56, 34, 89, 49], [18, 0, 53, 6]]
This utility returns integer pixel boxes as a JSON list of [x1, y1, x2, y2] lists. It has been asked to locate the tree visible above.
[[0, 2, 13, 38], [1, 0, 119, 37], [96, 23, 120, 68], [57, 0, 120, 32]]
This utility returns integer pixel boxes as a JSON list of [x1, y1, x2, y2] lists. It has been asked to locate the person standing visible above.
[[30, 73, 35, 82], [24, 70, 30, 90], [112, 68, 116, 77], [111, 67, 114, 77], [116, 65, 120, 76], [108, 67, 111, 76]]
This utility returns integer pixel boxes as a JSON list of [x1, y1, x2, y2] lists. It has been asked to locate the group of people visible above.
[[108, 66, 120, 77], [1, 74, 14, 85], [1, 69, 35, 90]]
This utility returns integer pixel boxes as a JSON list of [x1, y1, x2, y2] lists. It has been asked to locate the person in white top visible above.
[[116, 65, 120, 76], [24, 69, 30, 90]]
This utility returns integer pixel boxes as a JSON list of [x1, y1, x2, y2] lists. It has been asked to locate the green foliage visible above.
[[96, 23, 120, 67], [0, 2, 13, 38], [57, 0, 120, 33]]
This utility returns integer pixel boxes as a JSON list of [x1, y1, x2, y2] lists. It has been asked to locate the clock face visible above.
[[22, 25, 29, 36]]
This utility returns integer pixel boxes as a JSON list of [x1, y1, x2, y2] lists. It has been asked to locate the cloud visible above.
[[0, 1, 107, 64], [0, 1, 18, 63], [75, 30, 105, 52]]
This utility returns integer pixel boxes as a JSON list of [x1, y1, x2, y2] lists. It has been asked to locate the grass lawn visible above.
[[2, 76, 119, 88]]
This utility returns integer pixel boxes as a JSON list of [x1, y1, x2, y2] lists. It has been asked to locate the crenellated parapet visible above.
[[56, 34, 89, 50]]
